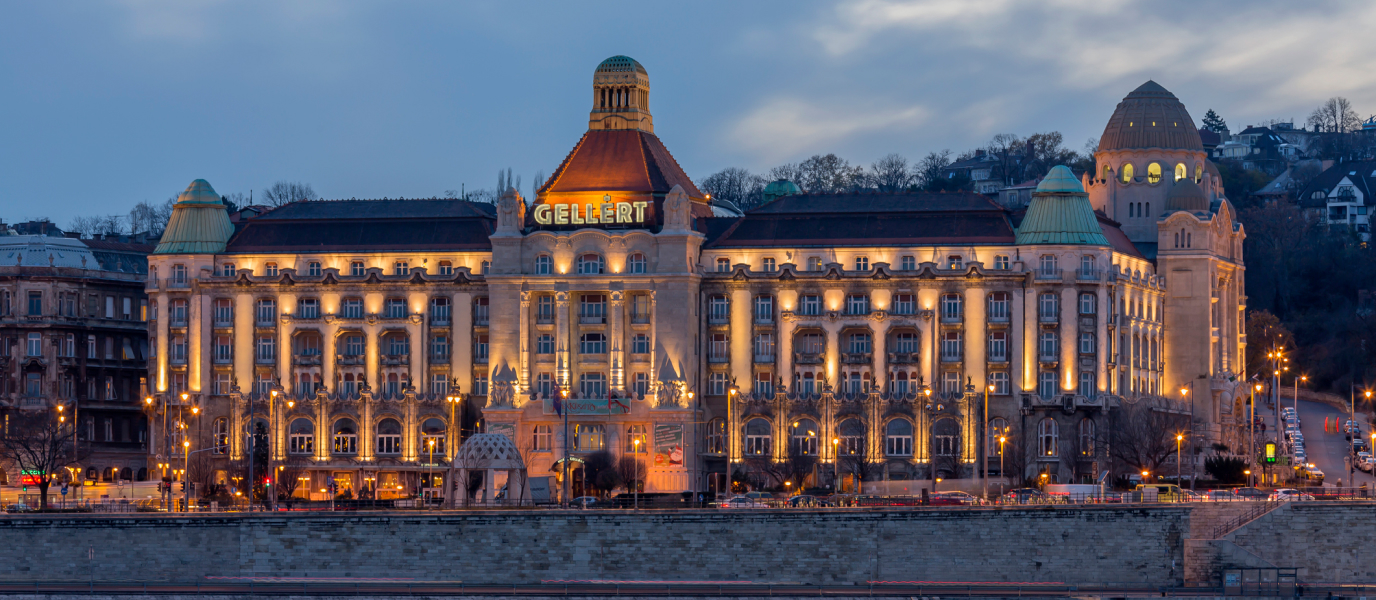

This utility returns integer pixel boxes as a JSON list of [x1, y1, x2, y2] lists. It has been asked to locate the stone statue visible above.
[[496, 187, 526, 233], [488, 363, 518, 408], [662, 185, 690, 230]]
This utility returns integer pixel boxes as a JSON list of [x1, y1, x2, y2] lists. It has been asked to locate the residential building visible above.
[[1296, 160, 1376, 238], [0, 221, 154, 483]]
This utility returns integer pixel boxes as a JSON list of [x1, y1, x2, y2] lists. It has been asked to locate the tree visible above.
[[985, 133, 1025, 186], [261, 181, 318, 207], [66, 214, 125, 237], [868, 153, 913, 191], [275, 453, 310, 506], [616, 455, 645, 493], [127, 197, 176, 235], [915, 150, 954, 190], [1204, 455, 1247, 484], [0, 410, 87, 510], [795, 154, 865, 193], [698, 167, 767, 209], [1105, 399, 1189, 478], [1307, 97, 1361, 133], [1201, 109, 1228, 133], [1021, 132, 1080, 180]]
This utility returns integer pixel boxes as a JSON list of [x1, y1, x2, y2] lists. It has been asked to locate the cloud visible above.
[[728, 97, 930, 163]]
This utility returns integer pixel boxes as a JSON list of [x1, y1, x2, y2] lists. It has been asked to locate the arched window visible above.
[[1102, 164, 1111, 180], [627, 253, 647, 274], [885, 419, 914, 456], [576, 254, 604, 275], [987, 417, 1009, 456], [744, 418, 771, 456], [1120, 163, 1134, 183], [1195, 164, 1203, 182], [791, 419, 819, 455], [705, 418, 726, 454], [421, 418, 446, 456], [212, 418, 229, 454], [1038, 418, 1059, 457], [333, 418, 358, 454], [289, 418, 314, 454], [534, 254, 552, 275], [1078, 418, 1096, 456], [376, 418, 402, 455], [1174, 163, 1187, 182], [838, 418, 865, 456], [1147, 162, 1162, 184]]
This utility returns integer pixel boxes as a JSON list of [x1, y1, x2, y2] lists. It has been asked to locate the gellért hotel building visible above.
[[145, 57, 1246, 498]]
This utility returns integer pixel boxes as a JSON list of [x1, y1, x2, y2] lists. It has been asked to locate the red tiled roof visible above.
[[1096, 214, 1144, 258], [540, 130, 704, 198]]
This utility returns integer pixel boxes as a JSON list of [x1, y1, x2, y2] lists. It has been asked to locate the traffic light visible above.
[[180, 481, 186, 492], [264, 477, 272, 487], [1264, 442, 1277, 464]]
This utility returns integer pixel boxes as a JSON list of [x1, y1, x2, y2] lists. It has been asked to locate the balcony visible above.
[[708, 354, 729, 364], [536, 314, 555, 325], [293, 354, 322, 366], [1035, 269, 1062, 281], [337, 355, 365, 366], [940, 353, 962, 364], [255, 319, 276, 328], [169, 319, 188, 328], [753, 354, 775, 364], [213, 319, 233, 328], [753, 315, 773, 325], [473, 314, 490, 327], [1038, 353, 1059, 364], [1039, 313, 1058, 324], [988, 353, 1009, 363], [988, 313, 1010, 324], [579, 315, 605, 325], [429, 353, 450, 364], [474, 354, 489, 365], [430, 317, 451, 327], [794, 352, 823, 365], [381, 354, 408, 366], [1077, 269, 1099, 281], [939, 313, 962, 324], [708, 314, 729, 325], [888, 352, 919, 364], [841, 352, 871, 364], [630, 313, 651, 325], [255, 355, 275, 365], [166, 279, 191, 289], [213, 353, 232, 365]]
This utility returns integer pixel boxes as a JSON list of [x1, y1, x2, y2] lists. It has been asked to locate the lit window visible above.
[[1038, 418, 1059, 457], [1174, 163, 1187, 182], [993, 255, 1009, 270], [807, 257, 822, 271], [885, 419, 913, 456], [946, 255, 963, 270], [1120, 163, 1134, 183], [1147, 162, 1162, 184], [627, 253, 647, 274]]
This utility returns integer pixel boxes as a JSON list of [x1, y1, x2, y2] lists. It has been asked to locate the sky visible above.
[[5, 0, 1376, 227]]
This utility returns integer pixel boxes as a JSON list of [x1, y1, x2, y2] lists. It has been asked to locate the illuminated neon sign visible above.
[[533, 195, 649, 226]]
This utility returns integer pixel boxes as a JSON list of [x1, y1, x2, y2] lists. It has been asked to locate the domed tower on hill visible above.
[[1085, 81, 1225, 244], [588, 55, 653, 133]]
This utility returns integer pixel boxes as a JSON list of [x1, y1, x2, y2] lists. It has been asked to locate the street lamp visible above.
[[633, 437, 641, 509], [1176, 434, 1184, 485], [832, 437, 840, 493], [182, 439, 191, 512], [1142, 470, 1150, 484], [998, 435, 1007, 498], [983, 383, 994, 501]]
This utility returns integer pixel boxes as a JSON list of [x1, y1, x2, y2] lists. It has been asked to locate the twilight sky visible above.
[[4, 0, 1376, 226]]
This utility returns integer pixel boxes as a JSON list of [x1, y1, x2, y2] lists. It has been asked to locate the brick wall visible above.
[[0, 507, 1189, 584]]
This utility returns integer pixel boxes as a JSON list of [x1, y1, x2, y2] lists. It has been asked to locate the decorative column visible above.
[[453, 291, 473, 391], [555, 292, 570, 387], [1060, 286, 1077, 394], [730, 288, 751, 392], [609, 291, 624, 393], [1097, 283, 1110, 394], [323, 317, 339, 393], [234, 293, 253, 396], [278, 293, 296, 395], [519, 291, 531, 392], [963, 284, 986, 391], [778, 312, 795, 393], [647, 291, 658, 384]]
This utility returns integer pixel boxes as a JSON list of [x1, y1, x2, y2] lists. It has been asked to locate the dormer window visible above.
[[762, 257, 776, 273], [807, 257, 822, 272], [264, 263, 278, 277], [221, 263, 235, 277], [946, 255, 963, 270], [307, 261, 321, 277], [394, 261, 409, 276], [715, 257, 730, 273], [350, 261, 364, 277], [854, 256, 869, 271], [438, 261, 453, 276]]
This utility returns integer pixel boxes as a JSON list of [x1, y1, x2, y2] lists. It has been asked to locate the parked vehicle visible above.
[[1134, 484, 1187, 502], [786, 495, 828, 508], [1296, 465, 1325, 484], [1203, 490, 1237, 501], [1269, 488, 1315, 501], [932, 491, 984, 506], [719, 496, 768, 509], [1001, 488, 1049, 504], [1357, 452, 1374, 472], [570, 496, 600, 509], [1233, 487, 1270, 500]]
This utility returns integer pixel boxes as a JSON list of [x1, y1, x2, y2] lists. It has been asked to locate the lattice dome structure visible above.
[[454, 433, 525, 470]]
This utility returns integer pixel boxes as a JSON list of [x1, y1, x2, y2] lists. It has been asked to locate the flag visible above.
[[552, 394, 563, 416]]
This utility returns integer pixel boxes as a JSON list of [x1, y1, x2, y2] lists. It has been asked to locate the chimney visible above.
[[975, 149, 986, 158]]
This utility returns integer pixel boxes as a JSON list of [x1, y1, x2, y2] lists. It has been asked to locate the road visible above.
[[1290, 397, 1373, 488]]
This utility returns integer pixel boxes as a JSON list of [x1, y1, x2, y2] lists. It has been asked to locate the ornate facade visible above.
[[146, 60, 1245, 499]]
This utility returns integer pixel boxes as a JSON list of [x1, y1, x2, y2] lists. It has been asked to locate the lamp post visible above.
[[983, 383, 993, 501], [633, 438, 641, 509], [1176, 434, 1184, 485], [832, 437, 840, 493], [1294, 375, 1306, 417], [182, 439, 190, 511], [427, 438, 436, 508], [445, 379, 462, 508], [559, 385, 569, 508], [998, 435, 1007, 498], [1180, 385, 1196, 490]]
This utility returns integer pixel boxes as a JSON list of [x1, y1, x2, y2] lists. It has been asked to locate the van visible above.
[[1134, 483, 1187, 502]]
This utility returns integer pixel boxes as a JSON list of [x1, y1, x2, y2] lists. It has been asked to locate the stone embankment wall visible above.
[[1185, 502, 1376, 584], [0, 507, 1189, 585]]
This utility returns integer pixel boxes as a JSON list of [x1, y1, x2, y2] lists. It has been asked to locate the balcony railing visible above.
[[940, 353, 962, 363], [841, 352, 871, 364], [1077, 268, 1099, 281], [474, 354, 489, 365], [255, 355, 275, 365], [988, 353, 1009, 363], [381, 354, 408, 366], [888, 352, 919, 364], [579, 314, 605, 325], [1038, 353, 1059, 363], [708, 354, 729, 364], [1039, 313, 1058, 323], [708, 314, 729, 325], [293, 354, 322, 366], [753, 354, 775, 364], [630, 314, 651, 325], [1035, 269, 1062, 281], [794, 352, 823, 365], [337, 355, 365, 366], [988, 313, 1010, 323], [430, 317, 451, 326], [939, 313, 962, 324]]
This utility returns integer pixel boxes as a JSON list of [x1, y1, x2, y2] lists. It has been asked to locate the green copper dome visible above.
[[1016, 166, 1109, 246], [1034, 165, 1086, 194], [761, 179, 803, 205], [153, 179, 235, 254]]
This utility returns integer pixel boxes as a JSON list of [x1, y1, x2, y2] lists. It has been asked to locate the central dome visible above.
[[596, 55, 646, 75], [1098, 81, 1203, 152]]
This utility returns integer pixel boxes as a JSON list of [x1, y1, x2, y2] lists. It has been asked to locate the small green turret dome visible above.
[[1017, 166, 1109, 246], [761, 179, 803, 205], [1034, 165, 1086, 195], [154, 179, 235, 254]]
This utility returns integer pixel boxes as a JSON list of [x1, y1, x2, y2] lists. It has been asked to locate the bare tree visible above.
[[66, 215, 125, 238], [616, 455, 645, 493], [698, 167, 767, 208], [795, 154, 865, 193], [127, 197, 176, 235], [1307, 97, 1362, 133], [0, 410, 87, 509], [915, 150, 953, 189], [868, 153, 913, 191], [1105, 400, 1189, 477], [986, 133, 1025, 186], [767, 162, 806, 186], [261, 181, 318, 207], [276, 453, 310, 505]]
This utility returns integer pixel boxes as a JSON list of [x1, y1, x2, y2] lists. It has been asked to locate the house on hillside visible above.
[[1296, 160, 1376, 239]]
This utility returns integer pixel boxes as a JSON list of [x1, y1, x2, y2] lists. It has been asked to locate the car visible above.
[[1233, 487, 1270, 500], [1344, 419, 1361, 436], [719, 496, 768, 509], [1204, 490, 1238, 502], [1001, 488, 1049, 504], [933, 491, 984, 506], [786, 495, 828, 508], [1357, 452, 1374, 472], [1269, 488, 1315, 501], [1354, 438, 1371, 453], [1297, 465, 1325, 484], [570, 496, 600, 509]]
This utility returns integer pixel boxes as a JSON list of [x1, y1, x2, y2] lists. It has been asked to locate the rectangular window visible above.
[[988, 331, 1007, 362], [579, 295, 606, 324], [573, 423, 605, 451], [344, 335, 364, 356], [755, 371, 773, 397], [762, 257, 776, 273], [299, 298, 319, 319], [854, 256, 869, 271], [799, 295, 820, 315], [255, 299, 276, 324], [846, 294, 870, 315], [386, 298, 407, 319], [256, 336, 275, 362], [1079, 293, 1096, 315], [214, 335, 232, 362], [222, 263, 236, 277], [579, 373, 604, 398], [122, 297, 132, 320], [1039, 293, 1059, 319], [942, 371, 960, 395], [533, 425, 553, 451], [633, 372, 649, 398], [891, 294, 915, 315], [708, 296, 729, 323], [709, 334, 728, 361], [940, 332, 962, 361], [940, 294, 962, 321], [535, 373, 553, 397], [105, 296, 115, 319], [989, 371, 1009, 395], [709, 372, 728, 396], [753, 295, 773, 323], [473, 373, 489, 396], [900, 256, 915, 271], [537, 334, 555, 355], [987, 292, 1009, 321], [631, 334, 650, 355], [307, 261, 321, 277], [350, 261, 365, 276], [893, 332, 919, 354], [342, 298, 363, 319], [474, 335, 489, 362], [28, 291, 42, 316], [807, 257, 822, 271], [87, 335, 96, 359], [431, 336, 451, 360], [170, 299, 188, 325], [993, 255, 1009, 270], [630, 294, 650, 323], [1079, 332, 1095, 355], [1039, 371, 1058, 398], [26, 333, 42, 357], [753, 333, 775, 358], [214, 299, 233, 325], [394, 261, 410, 276], [215, 373, 231, 395], [474, 296, 489, 325]]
